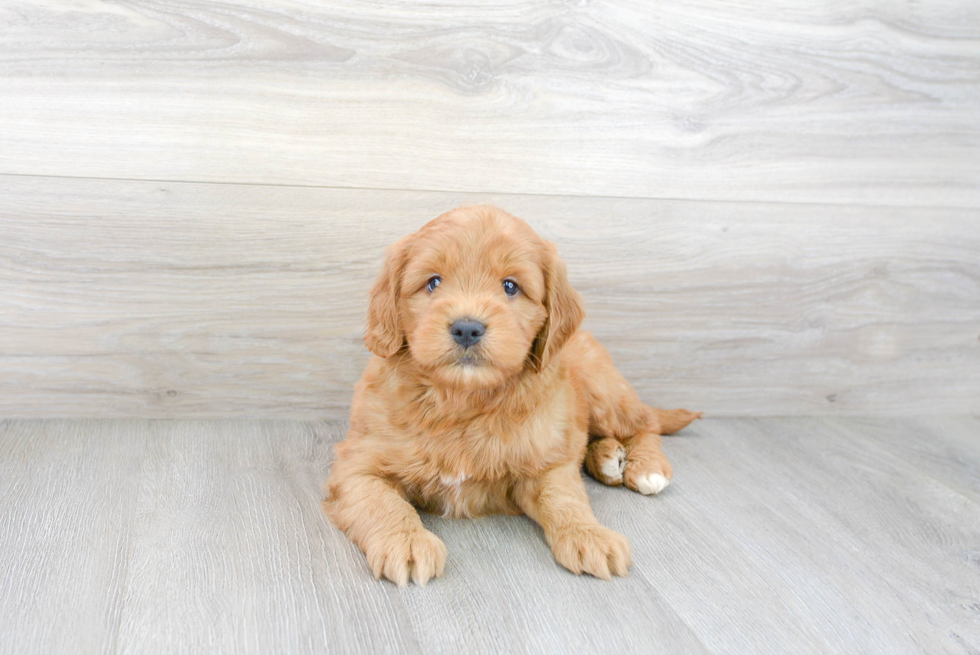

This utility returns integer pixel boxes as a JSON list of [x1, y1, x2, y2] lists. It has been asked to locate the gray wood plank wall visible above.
[[0, 1, 978, 418], [2, 0, 978, 206]]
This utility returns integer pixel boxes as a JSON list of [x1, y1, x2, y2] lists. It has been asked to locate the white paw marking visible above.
[[635, 473, 670, 495], [600, 447, 626, 482], [601, 457, 622, 482]]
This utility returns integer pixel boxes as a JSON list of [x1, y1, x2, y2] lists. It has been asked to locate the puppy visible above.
[[324, 205, 700, 585]]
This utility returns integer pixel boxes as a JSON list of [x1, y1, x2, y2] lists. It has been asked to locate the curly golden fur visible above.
[[324, 205, 700, 585]]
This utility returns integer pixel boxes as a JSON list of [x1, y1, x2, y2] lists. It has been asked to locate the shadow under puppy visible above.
[[324, 205, 700, 585]]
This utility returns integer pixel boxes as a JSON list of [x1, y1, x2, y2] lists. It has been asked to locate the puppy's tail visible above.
[[653, 408, 703, 435]]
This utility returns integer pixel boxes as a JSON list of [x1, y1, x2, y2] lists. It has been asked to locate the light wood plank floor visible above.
[[0, 417, 977, 654]]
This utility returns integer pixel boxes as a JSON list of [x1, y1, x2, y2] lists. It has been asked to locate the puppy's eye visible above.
[[426, 276, 441, 293], [502, 279, 519, 297]]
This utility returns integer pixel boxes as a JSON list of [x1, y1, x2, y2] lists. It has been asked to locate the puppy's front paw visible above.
[[624, 457, 673, 495], [365, 528, 447, 587], [550, 525, 632, 579]]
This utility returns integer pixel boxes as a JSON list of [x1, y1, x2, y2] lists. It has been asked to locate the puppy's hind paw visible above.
[[585, 437, 626, 486], [633, 472, 670, 495], [624, 458, 673, 496]]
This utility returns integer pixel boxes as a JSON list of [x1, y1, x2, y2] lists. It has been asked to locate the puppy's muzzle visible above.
[[450, 319, 485, 349]]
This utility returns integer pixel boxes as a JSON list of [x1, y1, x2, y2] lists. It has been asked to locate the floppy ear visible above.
[[530, 242, 585, 372], [364, 234, 414, 357]]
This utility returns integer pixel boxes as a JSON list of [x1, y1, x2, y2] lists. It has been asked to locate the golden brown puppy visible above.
[[324, 205, 700, 586]]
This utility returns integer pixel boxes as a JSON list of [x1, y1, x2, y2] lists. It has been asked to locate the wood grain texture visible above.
[[608, 417, 980, 655], [0, 0, 978, 206], [115, 420, 417, 655], [405, 512, 710, 654], [0, 417, 977, 654], [2, 175, 978, 418], [0, 420, 146, 655]]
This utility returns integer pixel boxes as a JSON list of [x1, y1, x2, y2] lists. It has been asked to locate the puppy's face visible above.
[[365, 206, 584, 390]]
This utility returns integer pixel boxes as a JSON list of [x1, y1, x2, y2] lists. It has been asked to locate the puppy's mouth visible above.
[[454, 353, 484, 367]]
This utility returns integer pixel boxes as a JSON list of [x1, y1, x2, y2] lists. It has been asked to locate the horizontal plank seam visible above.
[[0, 172, 973, 213]]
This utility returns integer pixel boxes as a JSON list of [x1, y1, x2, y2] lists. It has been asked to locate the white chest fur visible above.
[[437, 470, 470, 518]]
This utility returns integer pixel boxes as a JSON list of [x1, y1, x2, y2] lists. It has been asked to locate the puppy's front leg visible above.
[[513, 462, 632, 579], [325, 474, 447, 587]]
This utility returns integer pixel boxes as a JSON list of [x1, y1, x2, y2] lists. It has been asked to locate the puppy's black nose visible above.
[[450, 319, 486, 348]]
